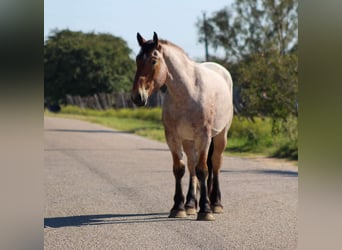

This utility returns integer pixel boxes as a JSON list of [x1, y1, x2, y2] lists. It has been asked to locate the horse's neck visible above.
[[162, 45, 196, 100]]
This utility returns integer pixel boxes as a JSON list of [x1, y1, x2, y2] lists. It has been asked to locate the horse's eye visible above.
[[152, 60, 157, 65]]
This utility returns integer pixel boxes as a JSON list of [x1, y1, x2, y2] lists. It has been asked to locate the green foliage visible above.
[[228, 116, 273, 152], [107, 108, 162, 122], [228, 115, 297, 159], [197, 0, 298, 121], [60, 105, 162, 122], [48, 106, 297, 160], [236, 50, 298, 119], [197, 0, 298, 60], [271, 141, 298, 160], [44, 29, 135, 103]]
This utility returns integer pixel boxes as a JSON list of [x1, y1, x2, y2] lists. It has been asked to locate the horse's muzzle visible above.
[[131, 92, 147, 107]]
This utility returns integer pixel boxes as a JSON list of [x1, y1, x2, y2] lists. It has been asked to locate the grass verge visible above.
[[45, 106, 297, 161]]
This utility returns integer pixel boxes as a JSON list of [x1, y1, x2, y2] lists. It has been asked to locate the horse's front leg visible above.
[[165, 131, 187, 218], [183, 140, 198, 215], [195, 134, 215, 221]]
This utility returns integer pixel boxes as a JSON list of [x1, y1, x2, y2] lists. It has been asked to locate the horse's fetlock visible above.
[[185, 198, 197, 209], [199, 203, 212, 214]]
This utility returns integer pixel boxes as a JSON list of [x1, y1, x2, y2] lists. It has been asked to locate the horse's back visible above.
[[200, 62, 233, 95], [199, 62, 234, 134]]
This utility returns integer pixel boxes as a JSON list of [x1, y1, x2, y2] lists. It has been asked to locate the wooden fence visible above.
[[65, 91, 165, 110]]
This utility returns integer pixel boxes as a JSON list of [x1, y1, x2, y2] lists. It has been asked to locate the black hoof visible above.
[[169, 209, 187, 218], [197, 212, 215, 221]]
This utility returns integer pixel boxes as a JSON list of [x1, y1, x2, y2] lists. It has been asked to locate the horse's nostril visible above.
[[132, 93, 145, 106]]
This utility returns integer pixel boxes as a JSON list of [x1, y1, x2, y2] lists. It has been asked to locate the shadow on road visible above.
[[138, 147, 169, 152], [45, 129, 129, 134], [44, 212, 191, 228], [221, 169, 298, 177]]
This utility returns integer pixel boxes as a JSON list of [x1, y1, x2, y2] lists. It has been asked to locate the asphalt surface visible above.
[[44, 117, 298, 249]]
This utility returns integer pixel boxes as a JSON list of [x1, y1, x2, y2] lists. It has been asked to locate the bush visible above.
[[44, 30, 135, 103], [228, 115, 297, 158], [229, 116, 272, 138]]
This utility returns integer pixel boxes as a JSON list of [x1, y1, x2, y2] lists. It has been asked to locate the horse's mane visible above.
[[159, 39, 190, 59]]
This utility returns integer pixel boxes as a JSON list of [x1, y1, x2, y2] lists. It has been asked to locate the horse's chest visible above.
[[176, 119, 196, 140], [163, 111, 197, 140], [163, 97, 214, 140]]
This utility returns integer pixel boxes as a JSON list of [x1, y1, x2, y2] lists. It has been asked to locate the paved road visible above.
[[44, 117, 297, 249]]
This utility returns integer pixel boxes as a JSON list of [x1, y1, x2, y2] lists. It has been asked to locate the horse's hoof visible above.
[[169, 209, 187, 218], [211, 205, 223, 214], [197, 212, 215, 221], [185, 207, 197, 215]]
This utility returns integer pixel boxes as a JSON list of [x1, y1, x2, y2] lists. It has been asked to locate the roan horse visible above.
[[131, 32, 233, 221]]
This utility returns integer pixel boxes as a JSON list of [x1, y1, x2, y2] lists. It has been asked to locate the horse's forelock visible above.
[[141, 40, 156, 53], [136, 40, 155, 60]]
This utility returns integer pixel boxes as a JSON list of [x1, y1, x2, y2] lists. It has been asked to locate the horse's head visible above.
[[131, 32, 168, 106]]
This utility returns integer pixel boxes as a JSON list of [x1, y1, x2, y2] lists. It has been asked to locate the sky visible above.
[[44, 0, 233, 60]]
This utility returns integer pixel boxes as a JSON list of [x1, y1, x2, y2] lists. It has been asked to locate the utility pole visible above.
[[203, 11, 209, 61]]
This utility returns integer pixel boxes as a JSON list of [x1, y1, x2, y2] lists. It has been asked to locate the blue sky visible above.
[[44, 0, 233, 60]]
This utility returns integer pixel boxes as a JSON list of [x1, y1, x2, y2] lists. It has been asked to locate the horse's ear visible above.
[[153, 32, 159, 47], [137, 33, 145, 46]]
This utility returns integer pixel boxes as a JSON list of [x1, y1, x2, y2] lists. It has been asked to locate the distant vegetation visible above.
[[44, 29, 135, 105], [46, 106, 297, 160], [196, 0, 298, 121]]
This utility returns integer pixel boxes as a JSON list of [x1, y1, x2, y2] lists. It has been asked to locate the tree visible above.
[[44, 29, 135, 104], [196, 0, 298, 61], [196, 0, 298, 119], [237, 50, 298, 119]]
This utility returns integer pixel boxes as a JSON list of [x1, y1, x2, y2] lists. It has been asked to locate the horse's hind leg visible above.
[[165, 132, 187, 218], [210, 127, 228, 213], [183, 140, 198, 215]]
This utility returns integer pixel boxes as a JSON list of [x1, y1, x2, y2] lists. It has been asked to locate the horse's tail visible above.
[[207, 138, 214, 195]]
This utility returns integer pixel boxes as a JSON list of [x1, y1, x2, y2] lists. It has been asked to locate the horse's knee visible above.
[[195, 165, 208, 181], [171, 151, 185, 178], [195, 150, 210, 182], [173, 162, 185, 178]]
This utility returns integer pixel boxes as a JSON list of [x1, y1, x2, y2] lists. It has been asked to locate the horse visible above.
[[131, 32, 233, 221]]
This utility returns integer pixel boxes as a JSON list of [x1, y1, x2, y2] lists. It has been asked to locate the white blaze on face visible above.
[[139, 86, 148, 105]]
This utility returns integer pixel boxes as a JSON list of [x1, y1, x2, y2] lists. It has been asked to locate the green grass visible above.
[[46, 107, 166, 143], [45, 105, 297, 160], [60, 105, 162, 122]]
